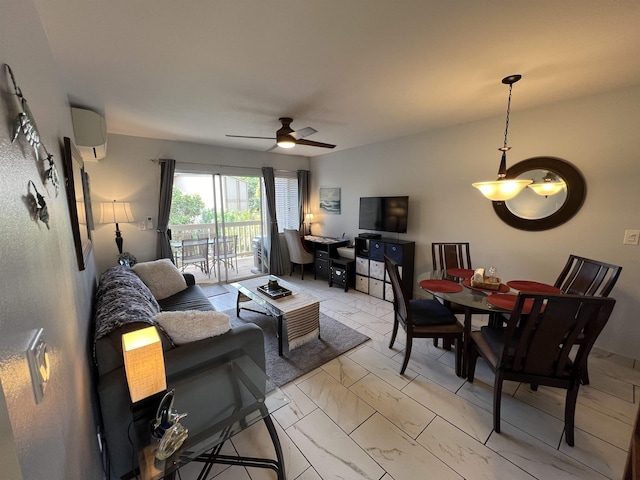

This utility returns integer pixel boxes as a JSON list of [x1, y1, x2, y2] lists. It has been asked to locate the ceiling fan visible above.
[[226, 117, 336, 149]]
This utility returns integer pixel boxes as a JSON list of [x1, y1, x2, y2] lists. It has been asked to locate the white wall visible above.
[[0, 1, 102, 478], [310, 85, 640, 359], [85, 134, 310, 275]]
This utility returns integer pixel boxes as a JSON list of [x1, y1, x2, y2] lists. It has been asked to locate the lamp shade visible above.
[[527, 173, 566, 196], [305, 213, 314, 222], [99, 200, 135, 224], [472, 179, 533, 201], [122, 326, 166, 403]]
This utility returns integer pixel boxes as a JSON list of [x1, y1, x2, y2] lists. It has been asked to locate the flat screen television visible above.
[[359, 196, 409, 233]]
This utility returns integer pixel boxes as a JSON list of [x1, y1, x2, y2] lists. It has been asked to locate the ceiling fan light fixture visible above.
[[472, 74, 532, 200], [276, 135, 296, 148]]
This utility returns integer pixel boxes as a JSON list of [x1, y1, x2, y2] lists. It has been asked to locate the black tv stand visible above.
[[359, 233, 381, 239]]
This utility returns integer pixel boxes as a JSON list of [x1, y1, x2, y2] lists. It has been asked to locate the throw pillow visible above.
[[155, 310, 231, 345], [132, 259, 187, 300]]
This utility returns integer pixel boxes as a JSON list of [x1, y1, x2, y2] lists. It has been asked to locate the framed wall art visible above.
[[319, 187, 341, 214]]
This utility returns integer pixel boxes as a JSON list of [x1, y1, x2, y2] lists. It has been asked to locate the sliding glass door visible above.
[[170, 171, 267, 284]]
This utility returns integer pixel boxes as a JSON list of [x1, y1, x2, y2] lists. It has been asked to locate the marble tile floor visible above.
[[177, 276, 638, 480]]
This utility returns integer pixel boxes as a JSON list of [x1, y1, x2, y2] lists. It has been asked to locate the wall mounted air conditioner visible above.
[[71, 107, 107, 161]]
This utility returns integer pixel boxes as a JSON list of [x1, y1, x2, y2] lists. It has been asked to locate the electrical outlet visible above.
[[623, 229, 640, 245]]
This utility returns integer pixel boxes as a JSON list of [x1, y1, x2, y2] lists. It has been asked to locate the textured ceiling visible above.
[[33, 0, 640, 157]]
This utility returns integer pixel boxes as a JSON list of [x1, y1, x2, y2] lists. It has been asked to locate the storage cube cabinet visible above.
[[329, 257, 355, 291], [354, 236, 415, 301]]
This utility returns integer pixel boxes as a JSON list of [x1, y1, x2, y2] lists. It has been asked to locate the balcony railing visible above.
[[169, 221, 263, 258]]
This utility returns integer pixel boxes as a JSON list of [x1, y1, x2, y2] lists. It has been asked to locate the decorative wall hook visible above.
[[26, 180, 50, 229]]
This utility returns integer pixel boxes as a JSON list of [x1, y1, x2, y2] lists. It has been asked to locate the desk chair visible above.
[[386, 255, 464, 375], [284, 229, 314, 279], [467, 293, 616, 446]]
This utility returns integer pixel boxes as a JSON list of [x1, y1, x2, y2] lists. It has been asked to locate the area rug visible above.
[[199, 283, 229, 298], [224, 308, 369, 387]]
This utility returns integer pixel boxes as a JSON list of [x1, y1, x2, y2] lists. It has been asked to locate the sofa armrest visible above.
[[183, 273, 196, 286], [164, 323, 265, 375]]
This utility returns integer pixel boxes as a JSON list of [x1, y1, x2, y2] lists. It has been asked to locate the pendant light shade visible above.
[[472, 74, 532, 201], [527, 171, 566, 196]]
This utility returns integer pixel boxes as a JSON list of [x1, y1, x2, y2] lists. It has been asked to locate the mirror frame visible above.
[[493, 156, 586, 231], [62, 136, 93, 270]]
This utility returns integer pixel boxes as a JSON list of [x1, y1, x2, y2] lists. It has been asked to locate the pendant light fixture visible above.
[[527, 171, 566, 196], [472, 74, 532, 201]]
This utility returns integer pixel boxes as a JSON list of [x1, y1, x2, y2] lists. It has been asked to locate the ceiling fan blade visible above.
[[291, 127, 317, 140], [226, 135, 276, 140], [296, 138, 336, 149]]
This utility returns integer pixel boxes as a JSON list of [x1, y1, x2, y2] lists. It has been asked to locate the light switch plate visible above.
[[623, 229, 640, 245], [27, 329, 50, 404]]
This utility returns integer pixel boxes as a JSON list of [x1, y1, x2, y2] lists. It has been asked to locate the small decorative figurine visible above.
[[26, 180, 49, 229]]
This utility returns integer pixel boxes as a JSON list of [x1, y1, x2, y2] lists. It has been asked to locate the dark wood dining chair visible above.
[[554, 254, 622, 384], [431, 242, 489, 348], [554, 254, 622, 297], [385, 255, 464, 375], [431, 242, 472, 278], [467, 292, 616, 446]]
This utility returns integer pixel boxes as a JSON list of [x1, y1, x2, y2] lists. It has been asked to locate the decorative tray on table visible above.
[[462, 278, 510, 293], [257, 284, 293, 299]]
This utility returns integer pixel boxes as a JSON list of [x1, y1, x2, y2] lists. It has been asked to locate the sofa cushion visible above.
[[157, 285, 216, 311], [94, 266, 162, 343], [132, 258, 187, 300], [155, 310, 231, 345]]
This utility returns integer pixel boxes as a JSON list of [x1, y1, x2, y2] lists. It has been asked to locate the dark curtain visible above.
[[156, 159, 176, 261], [297, 169, 310, 231], [262, 167, 284, 275]]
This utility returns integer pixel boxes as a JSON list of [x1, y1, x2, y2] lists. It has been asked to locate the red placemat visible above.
[[419, 279, 464, 293], [487, 294, 541, 313], [506, 280, 561, 294], [446, 268, 474, 279], [462, 278, 510, 293]]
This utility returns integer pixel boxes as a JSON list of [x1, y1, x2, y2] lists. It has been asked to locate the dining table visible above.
[[417, 270, 562, 377]]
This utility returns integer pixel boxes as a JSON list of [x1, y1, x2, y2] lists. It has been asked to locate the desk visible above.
[[130, 353, 289, 480], [418, 271, 510, 377], [303, 236, 348, 281]]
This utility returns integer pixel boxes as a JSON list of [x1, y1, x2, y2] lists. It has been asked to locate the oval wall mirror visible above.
[[493, 157, 586, 231]]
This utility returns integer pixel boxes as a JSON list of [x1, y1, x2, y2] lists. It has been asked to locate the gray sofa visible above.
[[93, 266, 264, 479]]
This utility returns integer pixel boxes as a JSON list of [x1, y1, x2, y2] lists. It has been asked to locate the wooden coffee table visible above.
[[231, 277, 320, 356]]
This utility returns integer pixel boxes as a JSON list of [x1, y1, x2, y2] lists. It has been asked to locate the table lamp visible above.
[[305, 213, 314, 235], [99, 200, 135, 254], [122, 326, 167, 403]]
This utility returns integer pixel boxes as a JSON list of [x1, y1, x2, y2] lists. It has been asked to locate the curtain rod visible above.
[[149, 159, 299, 174]]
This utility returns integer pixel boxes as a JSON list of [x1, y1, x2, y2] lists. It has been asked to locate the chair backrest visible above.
[[283, 229, 313, 263], [554, 254, 622, 297], [182, 237, 208, 261], [432, 243, 472, 271], [501, 293, 616, 379], [217, 235, 237, 256], [384, 255, 410, 325]]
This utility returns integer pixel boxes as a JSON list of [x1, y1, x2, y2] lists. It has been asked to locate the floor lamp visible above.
[[99, 200, 135, 254]]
